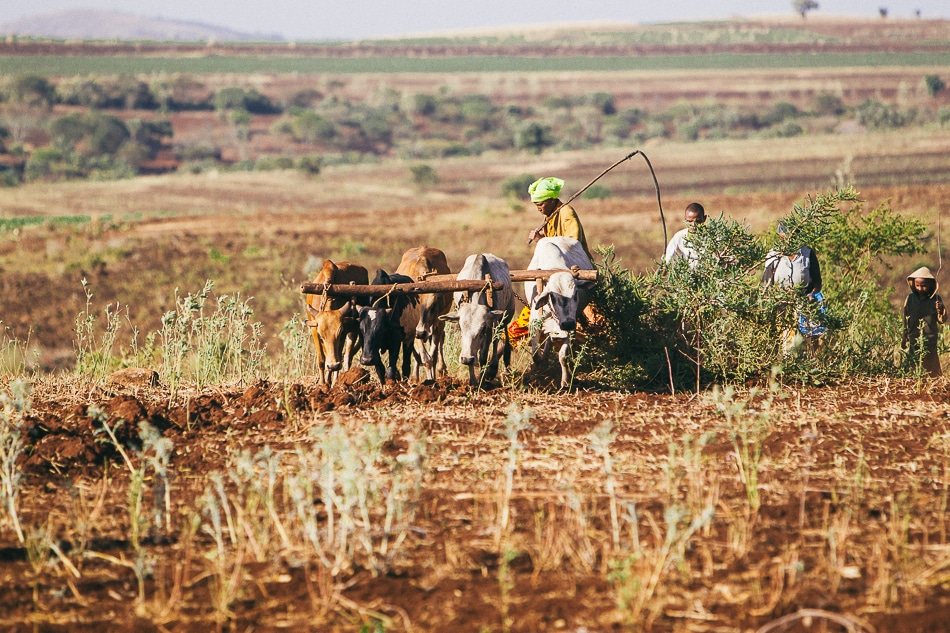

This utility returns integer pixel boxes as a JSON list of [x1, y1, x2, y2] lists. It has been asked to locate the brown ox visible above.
[[305, 259, 369, 385], [395, 246, 451, 381]]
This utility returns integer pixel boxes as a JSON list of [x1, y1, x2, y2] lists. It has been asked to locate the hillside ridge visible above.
[[0, 8, 281, 42]]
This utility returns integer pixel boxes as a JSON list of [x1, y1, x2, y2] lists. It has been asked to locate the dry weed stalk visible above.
[[199, 473, 247, 624], [711, 382, 778, 513], [609, 431, 716, 627], [588, 419, 621, 550], [0, 380, 29, 543], [495, 403, 535, 548]]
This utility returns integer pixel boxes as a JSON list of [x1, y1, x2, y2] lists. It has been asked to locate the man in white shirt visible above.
[[664, 202, 706, 266]]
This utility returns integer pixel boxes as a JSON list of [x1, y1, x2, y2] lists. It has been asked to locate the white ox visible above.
[[524, 237, 595, 388], [441, 253, 515, 386]]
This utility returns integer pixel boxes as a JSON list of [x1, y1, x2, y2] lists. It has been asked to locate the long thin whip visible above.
[[527, 149, 667, 256], [938, 213, 943, 275]]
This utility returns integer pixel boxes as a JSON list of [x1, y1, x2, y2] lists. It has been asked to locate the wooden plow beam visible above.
[[299, 268, 597, 298], [300, 268, 598, 314], [418, 268, 599, 284], [300, 278, 504, 298]]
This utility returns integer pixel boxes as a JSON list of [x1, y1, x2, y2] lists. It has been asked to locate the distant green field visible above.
[[2, 52, 950, 76]]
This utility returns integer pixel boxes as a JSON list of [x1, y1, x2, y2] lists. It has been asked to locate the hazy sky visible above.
[[1, 0, 946, 41]]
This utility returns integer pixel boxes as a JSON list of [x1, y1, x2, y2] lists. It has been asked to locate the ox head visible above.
[[358, 304, 398, 367], [441, 302, 506, 367], [307, 298, 357, 371], [530, 272, 579, 338]]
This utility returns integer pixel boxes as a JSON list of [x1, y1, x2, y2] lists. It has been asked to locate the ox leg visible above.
[[557, 339, 571, 389], [342, 331, 360, 371], [467, 363, 479, 386], [483, 336, 504, 383], [312, 330, 327, 386], [401, 338, 415, 382], [434, 322, 447, 379], [386, 342, 401, 382], [413, 337, 429, 382], [414, 329, 432, 379], [371, 359, 386, 385]]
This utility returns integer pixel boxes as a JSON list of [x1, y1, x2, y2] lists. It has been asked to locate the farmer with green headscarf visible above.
[[526, 176, 592, 261]]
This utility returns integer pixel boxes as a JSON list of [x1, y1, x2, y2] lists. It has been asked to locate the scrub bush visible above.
[[583, 187, 927, 389]]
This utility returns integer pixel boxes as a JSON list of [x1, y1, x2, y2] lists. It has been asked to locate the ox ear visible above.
[[440, 311, 460, 323], [532, 290, 551, 309]]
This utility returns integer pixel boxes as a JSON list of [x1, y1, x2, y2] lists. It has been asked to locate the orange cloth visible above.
[[507, 306, 532, 347]]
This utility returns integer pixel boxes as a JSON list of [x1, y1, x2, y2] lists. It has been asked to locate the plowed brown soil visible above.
[[3, 374, 950, 632]]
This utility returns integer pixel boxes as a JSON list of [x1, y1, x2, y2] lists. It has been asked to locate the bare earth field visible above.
[[2, 374, 950, 632]]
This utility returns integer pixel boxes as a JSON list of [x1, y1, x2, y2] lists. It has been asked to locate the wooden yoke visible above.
[[484, 273, 494, 308], [300, 279, 505, 296]]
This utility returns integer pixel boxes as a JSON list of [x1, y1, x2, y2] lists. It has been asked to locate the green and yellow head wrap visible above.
[[528, 177, 564, 203]]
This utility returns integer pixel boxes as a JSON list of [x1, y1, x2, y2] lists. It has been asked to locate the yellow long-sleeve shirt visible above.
[[543, 204, 593, 262]]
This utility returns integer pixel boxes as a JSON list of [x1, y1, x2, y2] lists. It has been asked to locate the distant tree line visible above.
[[0, 72, 948, 187]]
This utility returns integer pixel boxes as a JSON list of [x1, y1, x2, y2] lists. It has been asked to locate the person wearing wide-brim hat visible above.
[[902, 266, 947, 377], [526, 177, 592, 262]]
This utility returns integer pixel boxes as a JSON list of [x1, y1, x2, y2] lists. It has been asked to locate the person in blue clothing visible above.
[[762, 223, 825, 353]]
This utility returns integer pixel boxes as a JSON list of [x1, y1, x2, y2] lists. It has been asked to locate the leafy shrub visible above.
[[213, 87, 247, 112], [924, 74, 945, 98], [287, 88, 324, 108], [542, 96, 573, 110], [0, 168, 19, 187], [582, 92, 616, 115], [761, 121, 804, 138], [24, 147, 81, 182], [211, 87, 280, 114], [582, 184, 611, 200], [242, 89, 279, 114], [289, 111, 336, 143], [295, 154, 322, 175], [56, 76, 109, 108], [813, 198, 927, 375], [759, 101, 799, 127], [459, 94, 498, 131], [514, 121, 556, 154], [410, 163, 439, 189], [411, 93, 438, 116], [126, 119, 173, 155], [856, 99, 912, 129], [150, 75, 212, 112], [583, 188, 927, 389], [4, 75, 55, 107], [815, 93, 846, 116], [108, 74, 157, 110], [254, 155, 295, 171], [500, 173, 536, 200], [584, 247, 674, 388], [50, 111, 131, 157]]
